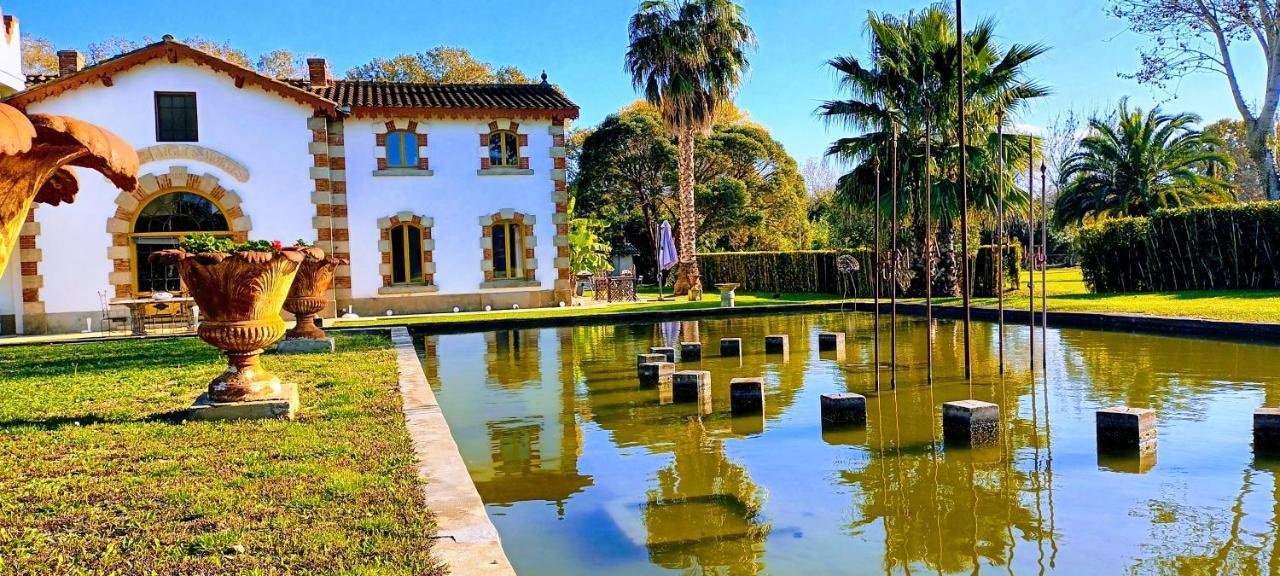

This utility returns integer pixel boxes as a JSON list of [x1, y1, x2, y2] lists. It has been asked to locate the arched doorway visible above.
[[131, 191, 229, 294]]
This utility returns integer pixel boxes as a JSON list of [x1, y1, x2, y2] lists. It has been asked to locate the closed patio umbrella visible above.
[[657, 221, 678, 301]]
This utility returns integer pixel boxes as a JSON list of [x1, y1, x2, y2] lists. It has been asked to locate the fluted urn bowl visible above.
[[150, 248, 304, 402], [283, 248, 347, 340]]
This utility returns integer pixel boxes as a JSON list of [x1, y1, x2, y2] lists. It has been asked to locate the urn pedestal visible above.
[[151, 248, 304, 420], [279, 250, 345, 354]]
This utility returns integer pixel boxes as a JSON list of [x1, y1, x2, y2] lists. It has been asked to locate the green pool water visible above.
[[417, 311, 1280, 575]]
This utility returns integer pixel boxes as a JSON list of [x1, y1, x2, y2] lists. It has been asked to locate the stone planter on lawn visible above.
[[150, 247, 304, 420], [279, 248, 347, 353]]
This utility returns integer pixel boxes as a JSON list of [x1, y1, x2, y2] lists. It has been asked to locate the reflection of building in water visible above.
[[433, 329, 591, 511]]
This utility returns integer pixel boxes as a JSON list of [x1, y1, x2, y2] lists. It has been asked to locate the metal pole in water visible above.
[[890, 123, 899, 390], [996, 113, 1005, 374], [873, 156, 881, 392], [1028, 139, 1036, 373], [1040, 163, 1049, 367], [956, 0, 972, 382], [924, 102, 934, 385]]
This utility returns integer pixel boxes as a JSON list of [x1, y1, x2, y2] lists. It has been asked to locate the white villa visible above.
[[0, 25, 578, 334]]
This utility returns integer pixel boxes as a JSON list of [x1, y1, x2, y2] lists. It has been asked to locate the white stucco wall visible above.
[[0, 14, 24, 96], [344, 117, 560, 298], [24, 60, 317, 320]]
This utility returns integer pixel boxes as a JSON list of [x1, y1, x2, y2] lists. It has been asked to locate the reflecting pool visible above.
[[417, 312, 1280, 575]]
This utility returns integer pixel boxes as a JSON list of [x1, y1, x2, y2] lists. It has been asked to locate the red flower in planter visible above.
[[271, 240, 283, 251]]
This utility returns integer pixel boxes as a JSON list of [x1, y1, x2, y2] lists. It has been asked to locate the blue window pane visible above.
[[388, 132, 403, 167], [489, 133, 504, 166], [505, 133, 518, 166], [403, 132, 418, 166]]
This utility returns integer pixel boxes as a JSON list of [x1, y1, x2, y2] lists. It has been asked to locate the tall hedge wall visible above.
[[697, 247, 1021, 297], [698, 250, 874, 296], [1076, 202, 1280, 293]]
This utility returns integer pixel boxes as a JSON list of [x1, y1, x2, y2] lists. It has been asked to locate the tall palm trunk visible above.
[[672, 125, 702, 298]]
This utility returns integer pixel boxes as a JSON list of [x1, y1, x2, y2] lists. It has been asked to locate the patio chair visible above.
[[98, 290, 130, 335]]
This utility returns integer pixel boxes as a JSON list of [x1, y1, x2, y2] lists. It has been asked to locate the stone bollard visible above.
[[820, 393, 867, 426], [1096, 406, 1157, 454], [650, 346, 676, 363], [673, 370, 712, 405], [764, 335, 789, 355], [680, 342, 702, 361], [638, 362, 675, 387], [1256, 407, 1280, 456], [817, 332, 845, 352], [720, 338, 742, 356], [729, 377, 765, 414], [942, 400, 1000, 446], [637, 353, 667, 367]]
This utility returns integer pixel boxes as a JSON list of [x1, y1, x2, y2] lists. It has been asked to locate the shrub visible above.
[[972, 243, 1023, 297], [1076, 202, 1280, 292], [698, 250, 873, 296]]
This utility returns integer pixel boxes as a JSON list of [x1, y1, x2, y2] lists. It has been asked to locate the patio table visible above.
[[113, 296, 196, 336]]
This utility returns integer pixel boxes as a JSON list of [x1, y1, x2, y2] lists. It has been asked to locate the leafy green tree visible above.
[[567, 198, 613, 274], [626, 0, 756, 296], [818, 4, 1047, 294], [345, 47, 533, 83], [1055, 101, 1234, 226], [575, 108, 678, 273], [1203, 118, 1267, 202], [255, 49, 305, 79]]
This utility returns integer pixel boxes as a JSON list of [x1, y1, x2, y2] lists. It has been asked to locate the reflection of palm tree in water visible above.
[[642, 416, 770, 575]]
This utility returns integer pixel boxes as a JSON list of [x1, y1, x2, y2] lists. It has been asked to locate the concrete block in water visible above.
[[1256, 407, 1280, 456], [729, 377, 765, 414], [638, 362, 675, 386], [821, 393, 866, 426], [817, 332, 845, 352], [680, 342, 702, 361], [720, 338, 742, 356], [1096, 406, 1156, 454], [673, 370, 711, 404], [943, 400, 1000, 446], [637, 353, 666, 367], [764, 335, 789, 355], [649, 346, 676, 363]]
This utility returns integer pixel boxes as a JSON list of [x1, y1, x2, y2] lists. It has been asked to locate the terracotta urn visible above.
[[283, 248, 347, 339], [150, 248, 305, 402]]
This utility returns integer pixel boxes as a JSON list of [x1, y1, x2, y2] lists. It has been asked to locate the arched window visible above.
[[487, 130, 519, 167], [491, 220, 525, 279], [386, 130, 419, 168], [390, 222, 424, 284], [132, 191, 229, 293]]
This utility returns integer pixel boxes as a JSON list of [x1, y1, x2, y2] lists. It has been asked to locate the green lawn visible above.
[[334, 291, 841, 328], [0, 334, 441, 575], [914, 267, 1280, 324]]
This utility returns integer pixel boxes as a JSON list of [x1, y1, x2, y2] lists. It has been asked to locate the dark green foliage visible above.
[[1076, 202, 1280, 292], [698, 250, 873, 296], [972, 243, 1023, 297]]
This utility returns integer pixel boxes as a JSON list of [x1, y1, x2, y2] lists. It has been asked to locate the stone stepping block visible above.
[[637, 353, 667, 367], [817, 332, 845, 352], [649, 346, 676, 363], [820, 393, 866, 426], [729, 377, 765, 414], [1096, 406, 1156, 454], [943, 400, 1000, 446], [638, 362, 675, 387], [720, 338, 742, 356], [672, 370, 711, 404], [680, 342, 702, 361], [764, 335, 789, 355], [1256, 407, 1280, 455]]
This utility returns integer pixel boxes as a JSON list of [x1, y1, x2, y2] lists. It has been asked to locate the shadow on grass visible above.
[[0, 408, 189, 431]]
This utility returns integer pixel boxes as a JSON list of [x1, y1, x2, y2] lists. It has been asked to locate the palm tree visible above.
[[626, 0, 756, 298], [818, 5, 1047, 295], [1054, 100, 1234, 225]]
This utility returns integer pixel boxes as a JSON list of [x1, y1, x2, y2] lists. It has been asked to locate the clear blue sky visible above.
[[10, 0, 1267, 164]]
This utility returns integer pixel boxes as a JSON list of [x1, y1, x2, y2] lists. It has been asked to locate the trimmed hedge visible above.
[[1077, 202, 1280, 293], [973, 243, 1023, 297], [698, 250, 874, 296], [698, 247, 1021, 297]]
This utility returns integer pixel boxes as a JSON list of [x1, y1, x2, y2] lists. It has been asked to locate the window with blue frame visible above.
[[386, 130, 419, 168]]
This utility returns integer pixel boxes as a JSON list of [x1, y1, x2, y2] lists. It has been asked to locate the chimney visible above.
[[58, 49, 83, 76], [307, 58, 329, 86]]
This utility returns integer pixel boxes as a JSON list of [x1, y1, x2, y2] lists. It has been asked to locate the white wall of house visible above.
[[0, 13, 23, 96], [344, 118, 559, 299], [22, 61, 316, 327]]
